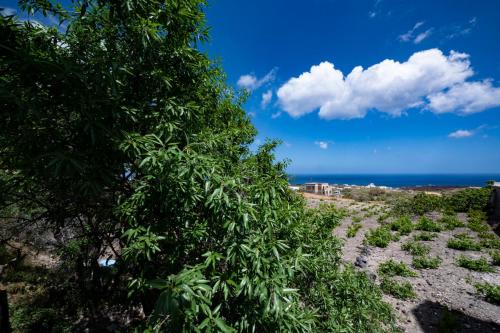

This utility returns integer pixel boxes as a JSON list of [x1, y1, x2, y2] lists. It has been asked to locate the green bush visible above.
[[415, 216, 443, 232], [352, 216, 362, 223], [311, 266, 397, 332], [467, 210, 490, 233], [389, 216, 413, 235], [439, 214, 465, 230], [380, 278, 416, 299], [479, 238, 500, 250], [412, 256, 441, 269], [364, 227, 393, 248], [347, 224, 362, 238], [378, 260, 417, 277], [393, 192, 443, 215], [445, 187, 492, 212], [474, 282, 500, 305], [413, 232, 438, 241], [491, 251, 500, 266], [402, 241, 430, 256], [456, 255, 493, 272], [447, 234, 481, 251]]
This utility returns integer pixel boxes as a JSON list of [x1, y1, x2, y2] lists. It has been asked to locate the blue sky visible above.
[[204, 0, 500, 174], [2, 0, 500, 174]]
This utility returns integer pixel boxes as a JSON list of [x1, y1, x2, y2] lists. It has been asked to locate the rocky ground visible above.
[[305, 194, 500, 333]]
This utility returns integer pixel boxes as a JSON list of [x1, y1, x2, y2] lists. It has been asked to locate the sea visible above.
[[288, 174, 500, 188]]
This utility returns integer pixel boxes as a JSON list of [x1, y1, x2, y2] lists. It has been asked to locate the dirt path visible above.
[[328, 201, 500, 333]]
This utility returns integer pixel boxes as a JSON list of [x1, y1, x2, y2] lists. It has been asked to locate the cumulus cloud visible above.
[[428, 80, 500, 114], [277, 49, 500, 120], [448, 130, 473, 138], [261, 89, 273, 108], [237, 68, 277, 90], [315, 141, 329, 149]]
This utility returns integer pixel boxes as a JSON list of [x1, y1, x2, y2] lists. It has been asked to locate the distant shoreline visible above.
[[288, 174, 499, 188]]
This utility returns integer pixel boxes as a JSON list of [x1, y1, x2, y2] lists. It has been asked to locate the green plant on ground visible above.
[[474, 282, 500, 305], [447, 234, 481, 251], [479, 238, 500, 250], [352, 216, 362, 223], [347, 224, 362, 238], [380, 278, 416, 300], [377, 213, 390, 223], [445, 187, 492, 212], [378, 260, 417, 277], [491, 251, 500, 266], [467, 210, 490, 233], [415, 216, 443, 232], [364, 226, 393, 248], [478, 232, 496, 239], [412, 256, 441, 269], [402, 241, 430, 256], [312, 266, 397, 332], [413, 232, 438, 241], [439, 214, 465, 230], [456, 255, 494, 272], [389, 216, 413, 235]]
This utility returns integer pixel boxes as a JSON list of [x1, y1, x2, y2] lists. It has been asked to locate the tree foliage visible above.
[[0, 1, 396, 331]]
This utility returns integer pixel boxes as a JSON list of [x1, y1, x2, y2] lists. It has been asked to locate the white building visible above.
[[303, 182, 341, 196]]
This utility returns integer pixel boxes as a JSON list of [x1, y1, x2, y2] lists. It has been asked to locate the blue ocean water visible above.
[[288, 174, 500, 188]]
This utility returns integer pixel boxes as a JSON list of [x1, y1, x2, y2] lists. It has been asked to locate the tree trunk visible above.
[[0, 289, 11, 333]]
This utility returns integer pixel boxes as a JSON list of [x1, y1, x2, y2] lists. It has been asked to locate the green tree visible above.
[[1, 1, 395, 331]]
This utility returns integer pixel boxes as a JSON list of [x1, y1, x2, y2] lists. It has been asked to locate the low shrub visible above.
[[479, 238, 500, 250], [456, 255, 493, 272], [378, 260, 417, 277], [474, 282, 500, 305], [352, 216, 362, 223], [413, 232, 438, 241], [412, 256, 441, 269], [402, 241, 430, 256], [377, 213, 390, 223], [393, 192, 443, 215], [380, 278, 416, 299], [364, 227, 393, 248], [478, 232, 496, 239], [389, 216, 413, 235], [347, 224, 362, 238], [467, 210, 490, 233], [317, 266, 398, 332], [491, 251, 500, 266], [447, 234, 481, 251], [445, 187, 492, 212], [415, 216, 442, 232], [439, 214, 465, 230]]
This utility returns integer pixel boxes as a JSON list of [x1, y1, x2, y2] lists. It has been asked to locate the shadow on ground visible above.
[[412, 300, 500, 333]]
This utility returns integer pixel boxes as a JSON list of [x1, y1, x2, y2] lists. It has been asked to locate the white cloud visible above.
[[428, 80, 500, 114], [277, 49, 493, 120], [315, 141, 329, 149], [447, 17, 477, 39], [414, 28, 433, 44], [448, 129, 473, 138], [271, 112, 282, 119], [0, 7, 16, 16], [399, 21, 425, 42], [237, 68, 277, 90], [261, 89, 273, 108]]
